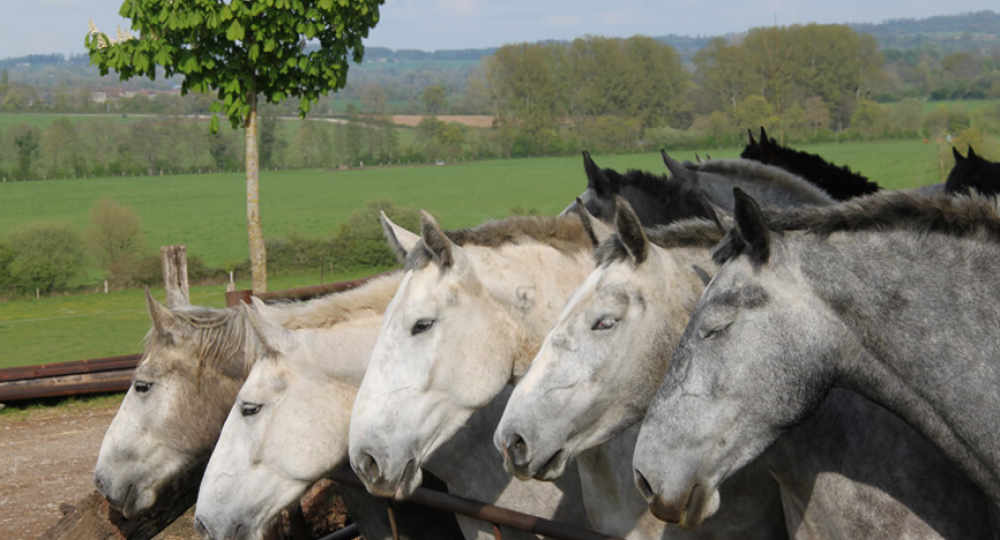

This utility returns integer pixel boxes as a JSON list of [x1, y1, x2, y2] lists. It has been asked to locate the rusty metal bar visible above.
[[0, 354, 141, 382], [0, 369, 134, 402], [329, 469, 624, 540], [316, 523, 360, 540]]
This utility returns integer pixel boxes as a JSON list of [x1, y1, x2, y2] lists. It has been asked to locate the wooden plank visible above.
[[40, 487, 197, 540], [161, 245, 190, 308], [0, 369, 133, 402], [0, 355, 141, 383]]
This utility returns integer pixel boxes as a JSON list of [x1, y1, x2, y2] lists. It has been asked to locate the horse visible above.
[[499, 199, 995, 538], [347, 210, 786, 539], [93, 289, 458, 540], [195, 278, 584, 540], [946, 146, 1000, 196], [633, 188, 1000, 527], [560, 151, 716, 227], [741, 127, 880, 201], [349, 213, 595, 499], [496, 200, 787, 539], [660, 150, 835, 210]]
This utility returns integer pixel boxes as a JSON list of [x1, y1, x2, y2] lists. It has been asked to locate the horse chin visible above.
[[120, 483, 155, 519], [532, 449, 568, 482], [392, 459, 422, 501]]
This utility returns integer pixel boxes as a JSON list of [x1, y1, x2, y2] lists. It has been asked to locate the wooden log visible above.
[[160, 245, 190, 308], [0, 355, 141, 383], [0, 369, 133, 402]]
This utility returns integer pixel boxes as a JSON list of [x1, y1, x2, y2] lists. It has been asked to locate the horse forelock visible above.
[[141, 306, 251, 381]]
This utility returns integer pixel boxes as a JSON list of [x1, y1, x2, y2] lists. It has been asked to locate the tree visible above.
[[8, 222, 85, 294], [86, 198, 147, 285], [87, 0, 384, 294], [802, 96, 831, 135], [10, 125, 40, 179], [851, 99, 887, 140], [420, 85, 447, 115]]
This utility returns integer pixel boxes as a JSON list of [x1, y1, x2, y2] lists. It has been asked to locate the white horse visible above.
[[196, 276, 584, 540], [498, 198, 996, 539], [347, 210, 785, 537]]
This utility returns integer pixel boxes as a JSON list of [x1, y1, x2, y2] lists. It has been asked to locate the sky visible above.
[[1, 0, 998, 59]]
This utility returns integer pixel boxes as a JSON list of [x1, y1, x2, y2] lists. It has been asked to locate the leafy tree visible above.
[[0, 242, 14, 293], [10, 125, 40, 179], [86, 0, 385, 294], [802, 96, 832, 135], [86, 198, 147, 285], [420, 85, 448, 114], [733, 95, 777, 132], [8, 223, 85, 294], [851, 99, 888, 139], [332, 199, 419, 270]]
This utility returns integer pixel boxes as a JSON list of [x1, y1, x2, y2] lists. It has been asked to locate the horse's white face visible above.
[[195, 307, 375, 540], [496, 243, 705, 481], [350, 250, 520, 499], [94, 297, 241, 518]]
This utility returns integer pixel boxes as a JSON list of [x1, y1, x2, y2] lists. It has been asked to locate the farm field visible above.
[[0, 137, 990, 368]]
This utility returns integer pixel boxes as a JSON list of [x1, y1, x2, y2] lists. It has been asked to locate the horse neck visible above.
[[797, 231, 1000, 503], [698, 167, 833, 210], [297, 312, 383, 388], [466, 244, 592, 378]]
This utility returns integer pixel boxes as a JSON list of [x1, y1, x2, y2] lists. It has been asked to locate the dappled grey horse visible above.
[[634, 189, 1000, 527]]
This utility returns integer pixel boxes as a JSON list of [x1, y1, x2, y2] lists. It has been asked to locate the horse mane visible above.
[[616, 168, 718, 220], [263, 272, 403, 330], [594, 217, 725, 267], [142, 305, 251, 380], [689, 159, 835, 204], [712, 190, 1000, 265], [740, 133, 879, 201], [405, 215, 592, 270]]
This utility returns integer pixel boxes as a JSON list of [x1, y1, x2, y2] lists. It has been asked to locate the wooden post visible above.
[[160, 246, 190, 308]]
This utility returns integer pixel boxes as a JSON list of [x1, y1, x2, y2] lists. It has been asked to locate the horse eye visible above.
[[411, 319, 435, 336], [592, 317, 618, 331], [700, 321, 733, 340], [241, 403, 263, 417], [134, 381, 153, 393]]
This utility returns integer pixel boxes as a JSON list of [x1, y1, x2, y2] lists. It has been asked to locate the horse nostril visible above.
[[634, 468, 655, 502], [193, 517, 214, 540], [359, 452, 382, 484], [94, 474, 106, 495], [506, 434, 529, 468]]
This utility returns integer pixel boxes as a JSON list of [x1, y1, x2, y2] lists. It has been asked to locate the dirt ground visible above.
[[0, 397, 199, 540], [390, 114, 494, 128]]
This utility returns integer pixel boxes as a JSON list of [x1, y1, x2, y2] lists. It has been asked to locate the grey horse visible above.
[[634, 189, 1000, 527]]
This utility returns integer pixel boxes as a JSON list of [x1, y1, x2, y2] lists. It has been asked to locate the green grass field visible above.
[[0, 112, 143, 131], [0, 137, 988, 368]]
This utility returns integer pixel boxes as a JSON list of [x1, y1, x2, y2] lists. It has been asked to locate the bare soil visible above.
[[0, 397, 199, 540], [390, 114, 494, 128]]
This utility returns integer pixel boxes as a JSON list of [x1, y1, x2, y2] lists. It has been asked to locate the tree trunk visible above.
[[245, 85, 267, 294]]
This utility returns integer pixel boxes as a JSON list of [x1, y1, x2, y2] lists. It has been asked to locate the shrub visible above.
[[8, 222, 85, 294], [332, 199, 420, 271], [0, 242, 14, 292], [85, 198, 147, 286]]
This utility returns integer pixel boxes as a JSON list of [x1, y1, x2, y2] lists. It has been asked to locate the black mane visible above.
[[741, 128, 880, 201]]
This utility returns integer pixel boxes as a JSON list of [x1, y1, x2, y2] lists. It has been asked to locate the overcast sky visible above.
[[2, 0, 998, 59]]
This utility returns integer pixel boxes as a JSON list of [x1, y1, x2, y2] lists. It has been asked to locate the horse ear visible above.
[[759, 127, 775, 163], [705, 199, 734, 231], [380, 211, 420, 263], [747, 128, 757, 147], [661, 150, 694, 182], [953, 147, 965, 163], [733, 188, 770, 267], [968, 146, 979, 161], [705, 154, 712, 161], [245, 297, 297, 356], [420, 210, 454, 269], [759, 126, 769, 144], [583, 151, 612, 194], [695, 153, 703, 164], [145, 287, 181, 336], [613, 197, 648, 265], [575, 197, 613, 247]]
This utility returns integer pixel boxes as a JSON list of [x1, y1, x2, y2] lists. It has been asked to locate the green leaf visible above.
[[318, 0, 333, 10], [249, 43, 260, 62], [226, 20, 245, 41], [210, 113, 220, 134]]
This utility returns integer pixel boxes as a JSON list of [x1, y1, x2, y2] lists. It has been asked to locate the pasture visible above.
[[0, 137, 988, 368]]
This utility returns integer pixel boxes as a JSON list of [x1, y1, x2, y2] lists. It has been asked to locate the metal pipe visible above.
[[315, 523, 360, 540], [329, 469, 624, 540]]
